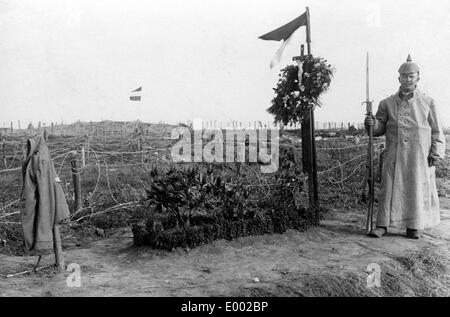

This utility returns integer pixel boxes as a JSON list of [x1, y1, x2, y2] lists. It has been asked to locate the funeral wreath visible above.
[[267, 56, 334, 125]]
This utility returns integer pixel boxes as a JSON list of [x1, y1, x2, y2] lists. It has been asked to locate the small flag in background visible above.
[[259, 11, 308, 69], [130, 86, 142, 101]]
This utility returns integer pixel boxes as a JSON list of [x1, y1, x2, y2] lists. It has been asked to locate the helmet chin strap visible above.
[[400, 85, 416, 94], [400, 87, 416, 95]]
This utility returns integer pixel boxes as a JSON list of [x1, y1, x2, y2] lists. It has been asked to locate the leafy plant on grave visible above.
[[260, 146, 311, 229], [136, 144, 325, 250], [145, 165, 204, 228], [213, 172, 251, 220]]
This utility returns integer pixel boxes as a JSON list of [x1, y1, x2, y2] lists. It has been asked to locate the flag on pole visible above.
[[269, 37, 293, 69], [130, 86, 142, 101], [259, 11, 308, 68]]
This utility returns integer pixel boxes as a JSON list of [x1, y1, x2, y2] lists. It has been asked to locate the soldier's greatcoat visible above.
[[20, 135, 70, 252], [373, 88, 446, 230]]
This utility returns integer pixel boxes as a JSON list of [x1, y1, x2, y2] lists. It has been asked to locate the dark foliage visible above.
[[134, 148, 323, 250]]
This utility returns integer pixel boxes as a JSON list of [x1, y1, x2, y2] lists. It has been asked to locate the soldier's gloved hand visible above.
[[428, 156, 437, 167], [364, 115, 375, 133]]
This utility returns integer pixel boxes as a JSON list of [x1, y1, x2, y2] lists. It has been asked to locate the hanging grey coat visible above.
[[20, 135, 70, 252], [372, 88, 446, 230]]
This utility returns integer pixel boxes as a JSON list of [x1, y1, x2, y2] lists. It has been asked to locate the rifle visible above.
[[362, 52, 374, 234]]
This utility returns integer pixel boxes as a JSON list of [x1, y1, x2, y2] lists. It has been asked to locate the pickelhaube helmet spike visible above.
[[398, 54, 419, 73]]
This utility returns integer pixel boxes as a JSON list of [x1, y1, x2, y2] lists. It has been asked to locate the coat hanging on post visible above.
[[20, 135, 70, 253]]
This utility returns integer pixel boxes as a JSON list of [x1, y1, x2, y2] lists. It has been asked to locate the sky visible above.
[[1, 0, 449, 128]]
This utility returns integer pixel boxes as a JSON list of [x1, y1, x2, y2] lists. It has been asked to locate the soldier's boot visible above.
[[406, 228, 419, 239], [368, 226, 387, 238]]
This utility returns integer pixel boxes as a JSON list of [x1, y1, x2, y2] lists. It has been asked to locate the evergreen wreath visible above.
[[267, 56, 334, 125]]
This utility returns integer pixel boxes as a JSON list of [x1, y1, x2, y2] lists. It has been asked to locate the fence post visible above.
[[70, 151, 82, 213], [1, 134, 6, 168], [120, 130, 124, 167], [84, 135, 90, 160], [81, 146, 86, 169], [22, 137, 27, 159], [138, 136, 143, 164], [52, 224, 65, 272]]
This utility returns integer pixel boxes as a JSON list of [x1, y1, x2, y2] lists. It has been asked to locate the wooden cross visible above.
[[292, 44, 309, 63]]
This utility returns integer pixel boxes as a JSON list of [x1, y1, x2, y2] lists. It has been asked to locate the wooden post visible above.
[[84, 135, 90, 160], [22, 137, 27, 159], [138, 137, 143, 164], [70, 151, 82, 213], [120, 131, 124, 167], [1, 134, 6, 168], [293, 15, 318, 210], [310, 109, 318, 204], [81, 146, 86, 169], [53, 225, 65, 272], [305, 7, 318, 207], [10, 122, 13, 134]]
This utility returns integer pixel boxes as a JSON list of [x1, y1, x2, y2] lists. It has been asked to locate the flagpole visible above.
[[305, 6, 318, 205], [306, 7, 311, 55]]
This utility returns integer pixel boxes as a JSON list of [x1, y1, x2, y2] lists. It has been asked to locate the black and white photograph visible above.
[[1, 0, 449, 301]]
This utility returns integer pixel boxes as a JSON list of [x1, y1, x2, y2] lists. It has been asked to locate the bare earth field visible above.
[[1, 181, 449, 297]]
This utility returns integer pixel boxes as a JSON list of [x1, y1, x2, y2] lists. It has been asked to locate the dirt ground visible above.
[[1, 177, 450, 297]]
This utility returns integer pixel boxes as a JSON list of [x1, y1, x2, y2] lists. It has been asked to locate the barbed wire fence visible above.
[[0, 125, 384, 228]]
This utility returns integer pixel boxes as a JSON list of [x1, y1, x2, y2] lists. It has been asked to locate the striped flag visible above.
[[130, 87, 142, 101]]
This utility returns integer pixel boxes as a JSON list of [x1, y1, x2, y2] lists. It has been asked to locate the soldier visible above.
[[365, 54, 446, 239]]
